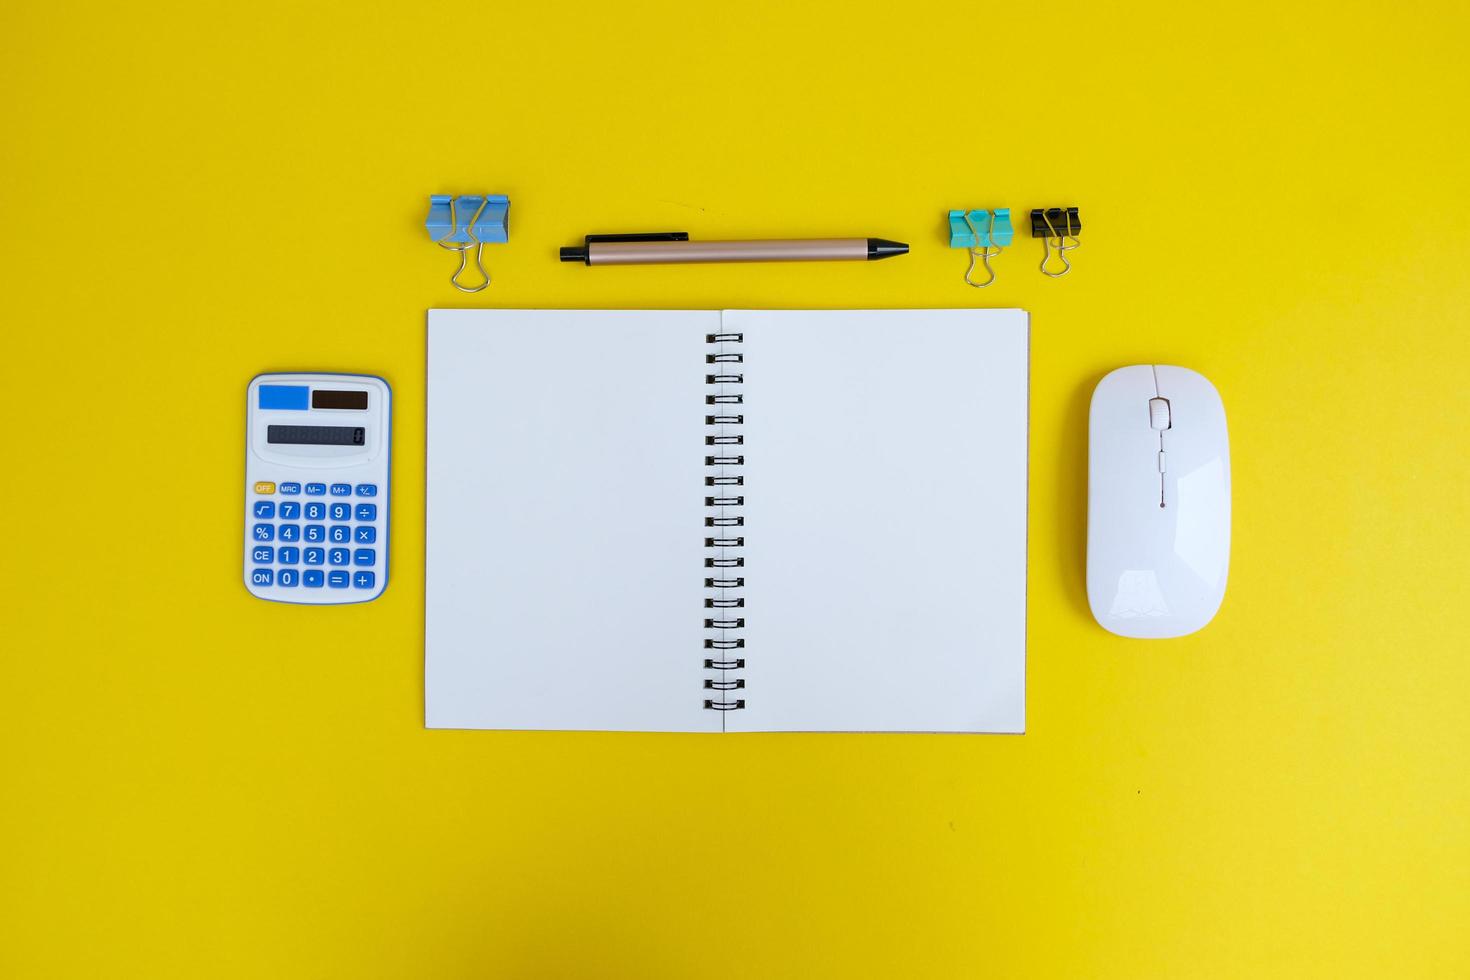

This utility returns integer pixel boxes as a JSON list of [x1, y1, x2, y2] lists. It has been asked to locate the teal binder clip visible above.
[[426, 194, 510, 292], [947, 208, 1012, 287]]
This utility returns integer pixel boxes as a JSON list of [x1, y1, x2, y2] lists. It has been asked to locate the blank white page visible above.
[[426, 309, 717, 731], [728, 309, 1028, 733]]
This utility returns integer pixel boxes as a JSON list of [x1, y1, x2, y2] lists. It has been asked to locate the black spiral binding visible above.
[[704, 332, 746, 714]]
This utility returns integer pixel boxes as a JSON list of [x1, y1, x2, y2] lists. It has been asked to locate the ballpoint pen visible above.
[[559, 232, 909, 266]]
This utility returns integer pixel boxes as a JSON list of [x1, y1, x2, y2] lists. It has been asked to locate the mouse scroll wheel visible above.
[[1149, 397, 1172, 430]]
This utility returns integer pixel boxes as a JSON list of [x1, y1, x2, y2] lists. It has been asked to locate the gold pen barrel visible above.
[[588, 238, 871, 265]]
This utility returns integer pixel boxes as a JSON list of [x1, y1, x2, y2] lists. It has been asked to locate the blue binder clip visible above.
[[947, 208, 1012, 287], [426, 194, 510, 292]]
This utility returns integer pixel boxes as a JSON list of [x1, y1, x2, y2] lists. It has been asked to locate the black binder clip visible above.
[[1030, 207, 1082, 278]]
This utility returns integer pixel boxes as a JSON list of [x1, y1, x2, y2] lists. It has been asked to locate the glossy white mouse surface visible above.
[[1087, 365, 1230, 638]]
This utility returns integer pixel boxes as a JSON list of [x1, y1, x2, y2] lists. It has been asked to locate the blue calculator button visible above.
[[355, 483, 378, 497], [304, 524, 325, 543], [329, 525, 350, 544], [279, 482, 302, 495], [252, 523, 274, 542], [277, 568, 299, 588], [250, 568, 273, 587], [354, 525, 377, 544], [328, 548, 350, 566], [305, 502, 326, 520], [353, 548, 376, 566], [251, 545, 274, 564], [278, 546, 300, 565], [304, 548, 324, 565], [329, 503, 351, 522], [330, 483, 352, 497], [303, 570, 324, 588], [279, 501, 301, 520], [327, 570, 350, 588], [353, 571, 376, 589], [355, 503, 377, 521], [253, 501, 276, 519], [305, 483, 326, 496], [277, 524, 301, 542]]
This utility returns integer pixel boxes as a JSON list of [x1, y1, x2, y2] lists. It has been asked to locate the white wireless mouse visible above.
[[1087, 365, 1230, 638]]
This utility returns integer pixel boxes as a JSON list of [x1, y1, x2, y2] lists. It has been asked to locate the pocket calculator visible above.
[[244, 373, 391, 603]]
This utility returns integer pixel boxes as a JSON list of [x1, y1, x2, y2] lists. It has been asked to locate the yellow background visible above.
[[2, 0, 1468, 976]]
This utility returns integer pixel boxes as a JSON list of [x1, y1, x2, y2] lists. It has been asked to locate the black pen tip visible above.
[[867, 238, 908, 261]]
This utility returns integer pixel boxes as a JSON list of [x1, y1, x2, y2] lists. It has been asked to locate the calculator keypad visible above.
[[248, 481, 383, 597]]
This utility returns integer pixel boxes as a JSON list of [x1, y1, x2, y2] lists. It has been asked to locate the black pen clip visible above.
[[560, 232, 689, 263]]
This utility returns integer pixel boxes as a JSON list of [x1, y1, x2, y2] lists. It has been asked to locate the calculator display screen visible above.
[[266, 424, 365, 446]]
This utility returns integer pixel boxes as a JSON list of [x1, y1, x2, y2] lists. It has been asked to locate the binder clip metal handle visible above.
[[1030, 207, 1081, 278], [426, 194, 510, 292], [947, 209, 1012, 287]]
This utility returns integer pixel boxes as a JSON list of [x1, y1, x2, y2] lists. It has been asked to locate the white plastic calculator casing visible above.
[[244, 373, 391, 603]]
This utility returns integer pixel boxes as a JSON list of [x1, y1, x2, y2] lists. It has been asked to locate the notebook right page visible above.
[[727, 309, 1028, 733]]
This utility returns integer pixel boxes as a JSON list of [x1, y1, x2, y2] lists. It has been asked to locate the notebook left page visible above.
[[426, 310, 718, 731]]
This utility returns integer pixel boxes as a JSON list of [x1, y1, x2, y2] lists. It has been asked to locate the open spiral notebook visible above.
[[425, 308, 1028, 733]]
